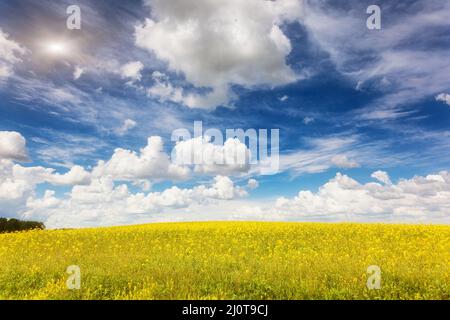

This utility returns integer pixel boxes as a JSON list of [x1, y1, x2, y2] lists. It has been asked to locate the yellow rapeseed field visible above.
[[0, 222, 448, 300]]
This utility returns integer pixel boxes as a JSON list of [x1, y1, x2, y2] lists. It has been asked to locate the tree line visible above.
[[0, 218, 45, 233]]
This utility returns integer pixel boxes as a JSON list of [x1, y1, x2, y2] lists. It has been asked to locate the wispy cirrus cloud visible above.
[[0, 28, 26, 80], [302, 0, 450, 120]]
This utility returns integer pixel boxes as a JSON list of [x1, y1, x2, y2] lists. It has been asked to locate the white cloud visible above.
[[247, 178, 259, 190], [147, 72, 233, 110], [436, 93, 450, 106], [371, 170, 391, 185], [0, 160, 90, 218], [24, 191, 61, 220], [13, 77, 88, 111], [25, 175, 247, 228], [0, 64, 12, 79], [0, 131, 28, 161], [120, 61, 144, 82], [12, 163, 91, 187], [73, 66, 84, 80], [331, 155, 360, 169], [147, 72, 184, 102], [279, 135, 361, 175], [303, 117, 314, 125], [0, 161, 35, 216], [355, 81, 363, 91], [115, 119, 137, 136], [273, 171, 450, 222], [0, 160, 32, 202], [47, 165, 91, 185], [4, 131, 450, 226], [0, 28, 25, 79], [182, 86, 233, 110], [26, 170, 450, 227], [136, 0, 302, 109], [5, 132, 450, 227], [302, 1, 450, 119], [0, 132, 250, 226], [0, 132, 90, 215], [92, 136, 190, 182], [203, 175, 247, 200], [276, 133, 419, 177], [172, 136, 251, 175]]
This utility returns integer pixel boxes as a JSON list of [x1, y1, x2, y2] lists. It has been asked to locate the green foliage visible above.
[[0, 218, 45, 233]]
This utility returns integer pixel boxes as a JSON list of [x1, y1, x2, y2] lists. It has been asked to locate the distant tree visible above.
[[0, 218, 7, 232], [0, 218, 45, 233]]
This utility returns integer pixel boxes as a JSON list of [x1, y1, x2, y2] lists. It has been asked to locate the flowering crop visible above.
[[0, 222, 448, 300]]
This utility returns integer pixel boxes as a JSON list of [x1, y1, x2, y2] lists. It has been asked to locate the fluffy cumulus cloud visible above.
[[0, 133, 249, 227], [0, 161, 90, 217], [25, 175, 248, 228], [22, 168, 450, 228], [0, 132, 91, 214], [0, 160, 33, 214], [0, 131, 253, 227], [371, 170, 391, 185], [13, 164, 91, 186], [0, 131, 28, 161], [90, 133, 260, 184], [172, 136, 251, 175], [92, 136, 190, 181], [47, 166, 92, 185], [120, 61, 144, 82], [136, 0, 302, 109], [3, 131, 450, 227], [0, 28, 25, 79], [436, 93, 450, 106], [273, 171, 450, 222]]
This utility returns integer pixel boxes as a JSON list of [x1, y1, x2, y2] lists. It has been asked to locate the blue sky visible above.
[[1, 0, 450, 227]]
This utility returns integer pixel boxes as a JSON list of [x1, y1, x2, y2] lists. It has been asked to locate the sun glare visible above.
[[45, 41, 69, 55]]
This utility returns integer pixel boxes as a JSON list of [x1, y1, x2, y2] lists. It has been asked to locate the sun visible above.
[[44, 41, 69, 55]]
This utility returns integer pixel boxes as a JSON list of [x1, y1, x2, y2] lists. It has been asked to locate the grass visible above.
[[0, 222, 448, 300]]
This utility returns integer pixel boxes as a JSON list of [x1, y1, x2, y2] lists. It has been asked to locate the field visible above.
[[0, 222, 448, 300]]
